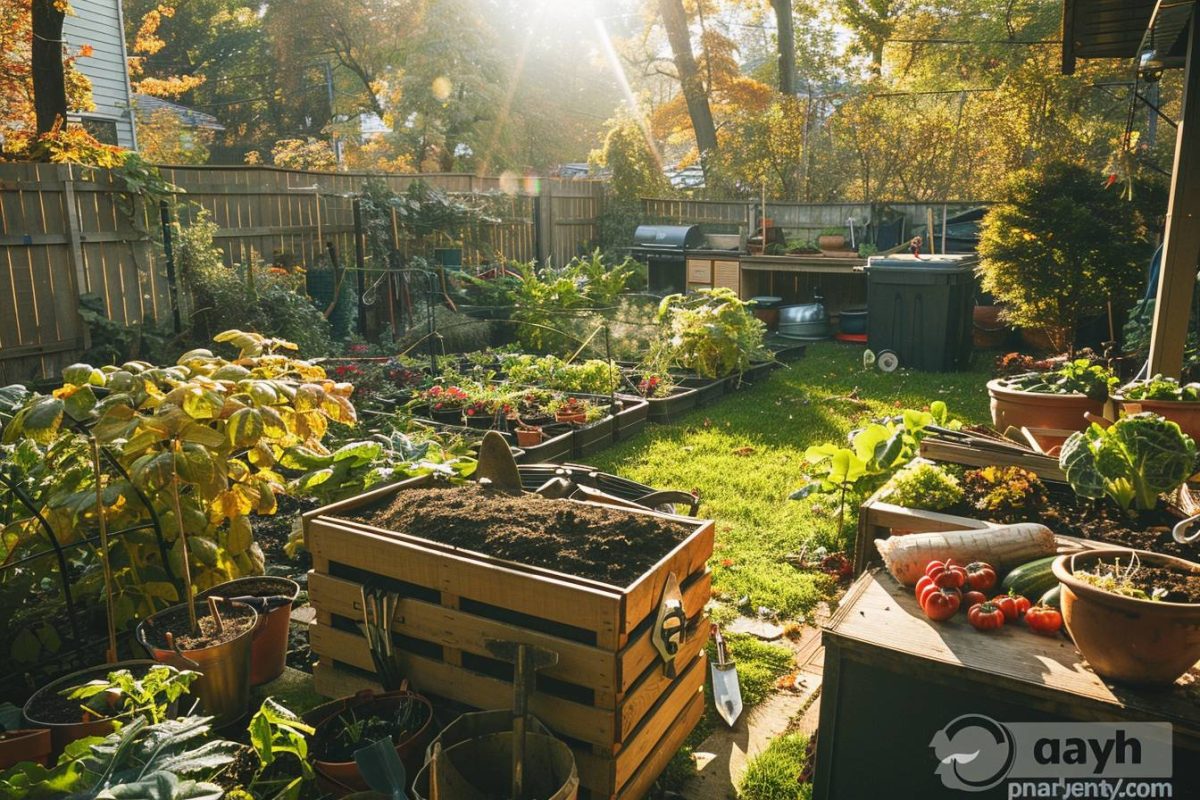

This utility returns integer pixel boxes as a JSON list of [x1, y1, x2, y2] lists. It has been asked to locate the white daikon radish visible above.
[[875, 524, 1056, 585]]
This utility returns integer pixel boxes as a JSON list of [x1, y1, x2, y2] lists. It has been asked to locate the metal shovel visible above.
[[710, 624, 743, 727], [354, 737, 409, 800]]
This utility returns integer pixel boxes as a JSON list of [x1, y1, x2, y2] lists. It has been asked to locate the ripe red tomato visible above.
[[1025, 604, 1063, 636], [1011, 594, 1032, 617], [926, 560, 967, 590], [915, 575, 935, 602], [967, 602, 1006, 631], [965, 562, 997, 592], [991, 594, 1020, 622], [963, 590, 987, 610], [921, 587, 961, 622]]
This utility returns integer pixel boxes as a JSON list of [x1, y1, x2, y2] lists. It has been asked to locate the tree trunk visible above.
[[772, 0, 795, 95], [32, 0, 68, 136], [657, 0, 718, 178]]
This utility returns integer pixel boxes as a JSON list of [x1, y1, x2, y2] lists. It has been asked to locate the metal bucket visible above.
[[136, 599, 257, 728], [412, 711, 578, 800]]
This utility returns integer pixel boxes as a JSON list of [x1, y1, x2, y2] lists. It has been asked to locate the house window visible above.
[[78, 117, 119, 145]]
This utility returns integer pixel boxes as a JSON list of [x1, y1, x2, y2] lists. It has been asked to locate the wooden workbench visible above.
[[737, 255, 867, 316], [813, 570, 1200, 798]]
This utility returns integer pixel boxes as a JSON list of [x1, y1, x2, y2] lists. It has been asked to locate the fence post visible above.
[[159, 200, 182, 334], [535, 180, 553, 266], [62, 171, 91, 351]]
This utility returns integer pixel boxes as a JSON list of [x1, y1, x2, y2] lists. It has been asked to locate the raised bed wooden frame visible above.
[[303, 475, 715, 800]]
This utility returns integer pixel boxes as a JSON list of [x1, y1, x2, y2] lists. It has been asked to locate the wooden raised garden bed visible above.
[[303, 475, 715, 800]]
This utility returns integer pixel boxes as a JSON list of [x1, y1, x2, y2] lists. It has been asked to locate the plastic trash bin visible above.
[[866, 254, 977, 371]]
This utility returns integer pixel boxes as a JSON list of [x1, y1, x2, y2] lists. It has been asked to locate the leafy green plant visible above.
[[979, 161, 1153, 353], [0, 715, 239, 800], [1, 330, 357, 640], [502, 354, 621, 395], [962, 466, 1048, 521], [1060, 413, 1198, 513], [64, 665, 199, 725], [244, 698, 315, 799], [880, 462, 963, 511], [1121, 375, 1200, 402], [1001, 359, 1117, 400], [654, 288, 768, 378], [857, 243, 878, 258], [315, 697, 429, 763]]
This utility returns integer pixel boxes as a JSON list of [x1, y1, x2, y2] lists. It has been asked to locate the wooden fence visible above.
[[0, 164, 605, 383]]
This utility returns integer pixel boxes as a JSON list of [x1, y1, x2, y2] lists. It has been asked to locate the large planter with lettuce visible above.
[[988, 359, 1116, 448], [1113, 375, 1200, 444]]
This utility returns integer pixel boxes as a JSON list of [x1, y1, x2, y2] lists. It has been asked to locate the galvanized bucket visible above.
[[412, 710, 578, 800]]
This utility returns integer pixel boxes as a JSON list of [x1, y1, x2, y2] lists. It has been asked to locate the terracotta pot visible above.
[[137, 599, 258, 728], [972, 305, 1007, 349], [22, 659, 160, 756], [199, 576, 300, 686], [515, 428, 543, 447], [556, 411, 587, 425], [1114, 396, 1200, 443], [312, 688, 435, 794], [0, 728, 51, 770], [1053, 549, 1200, 686], [817, 234, 845, 250], [987, 379, 1104, 437]]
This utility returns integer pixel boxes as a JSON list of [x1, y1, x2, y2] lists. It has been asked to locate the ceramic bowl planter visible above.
[[817, 233, 846, 251], [21, 659, 160, 755], [987, 378, 1105, 440], [0, 728, 51, 770], [198, 576, 300, 686], [310, 687, 435, 793], [1114, 396, 1200, 443], [136, 598, 258, 728], [1053, 549, 1200, 686]]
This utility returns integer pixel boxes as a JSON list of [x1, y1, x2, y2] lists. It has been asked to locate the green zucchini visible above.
[[1000, 555, 1059, 601], [1038, 584, 1062, 609]]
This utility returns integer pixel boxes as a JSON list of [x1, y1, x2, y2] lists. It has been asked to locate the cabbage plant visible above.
[[1060, 413, 1198, 512]]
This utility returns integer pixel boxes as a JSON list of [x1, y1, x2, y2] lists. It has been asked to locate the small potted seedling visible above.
[[515, 423, 544, 447], [552, 397, 589, 425], [311, 686, 434, 792]]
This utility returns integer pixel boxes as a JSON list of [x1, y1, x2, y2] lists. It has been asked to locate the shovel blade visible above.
[[710, 663, 743, 727], [354, 738, 409, 800]]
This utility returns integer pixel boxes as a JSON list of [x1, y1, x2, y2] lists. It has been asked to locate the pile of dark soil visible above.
[[1127, 565, 1200, 604], [353, 484, 692, 585], [143, 603, 257, 650], [956, 484, 1200, 563]]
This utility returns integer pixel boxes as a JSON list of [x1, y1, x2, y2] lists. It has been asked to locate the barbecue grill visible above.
[[631, 224, 705, 294]]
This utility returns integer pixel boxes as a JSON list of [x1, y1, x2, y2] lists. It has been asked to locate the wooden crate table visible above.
[[303, 475, 714, 800], [814, 570, 1200, 799]]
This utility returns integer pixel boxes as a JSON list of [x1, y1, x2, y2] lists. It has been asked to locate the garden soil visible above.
[[145, 603, 257, 651], [354, 484, 691, 585]]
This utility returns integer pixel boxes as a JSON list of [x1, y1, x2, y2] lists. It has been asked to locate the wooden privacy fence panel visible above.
[[0, 162, 165, 384]]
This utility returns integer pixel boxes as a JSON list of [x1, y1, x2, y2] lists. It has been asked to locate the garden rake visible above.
[[360, 581, 403, 690]]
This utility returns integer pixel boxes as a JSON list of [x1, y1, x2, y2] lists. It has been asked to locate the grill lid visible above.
[[632, 224, 705, 251]]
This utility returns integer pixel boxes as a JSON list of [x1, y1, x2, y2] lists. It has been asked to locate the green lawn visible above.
[[593, 342, 993, 621]]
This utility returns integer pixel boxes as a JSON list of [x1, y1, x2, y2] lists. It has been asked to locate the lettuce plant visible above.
[[1121, 375, 1200, 402], [1060, 413, 1198, 512]]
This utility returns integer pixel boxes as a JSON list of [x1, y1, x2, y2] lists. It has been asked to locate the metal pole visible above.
[[159, 200, 182, 333]]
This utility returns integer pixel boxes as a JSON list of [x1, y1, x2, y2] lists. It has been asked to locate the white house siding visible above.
[[63, 0, 137, 149]]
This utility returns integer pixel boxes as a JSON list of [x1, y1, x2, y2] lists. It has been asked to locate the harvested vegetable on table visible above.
[[965, 562, 997, 592], [876, 524, 1056, 585], [1025, 604, 1063, 636], [967, 602, 1006, 631], [921, 587, 961, 621], [926, 560, 967, 589]]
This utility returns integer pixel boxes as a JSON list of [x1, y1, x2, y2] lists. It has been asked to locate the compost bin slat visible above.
[[614, 690, 706, 800]]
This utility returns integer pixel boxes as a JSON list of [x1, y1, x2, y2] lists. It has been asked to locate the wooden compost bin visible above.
[[303, 475, 715, 800]]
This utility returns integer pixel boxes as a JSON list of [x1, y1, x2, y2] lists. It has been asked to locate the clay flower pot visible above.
[[199, 576, 300, 686], [1053, 549, 1200, 686], [22, 659, 161, 756], [987, 378, 1105, 438], [515, 428, 543, 447], [0, 728, 51, 770], [311, 687, 435, 793], [817, 234, 846, 250], [1113, 396, 1200, 444]]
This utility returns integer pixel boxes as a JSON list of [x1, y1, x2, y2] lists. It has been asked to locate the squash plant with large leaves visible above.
[[0, 330, 356, 667]]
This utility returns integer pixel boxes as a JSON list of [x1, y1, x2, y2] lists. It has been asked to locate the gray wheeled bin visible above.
[[865, 253, 978, 371]]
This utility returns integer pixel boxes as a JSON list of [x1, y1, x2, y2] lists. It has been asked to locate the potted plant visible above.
[[310, 687, 434, 792], [515, 423, 544, 447], [817, 227, 846, 251], [987, 359, 1117, 445], [22, 662, 196, 755], [551, 397, 590, 425], [1053, 549, 1200, 685], [1114, 375, 1200, 442], [198, 576, 301, 686], [0, 729, 51, 770], [978, 161, 1153, 355], [420, 385, 470, 423]]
